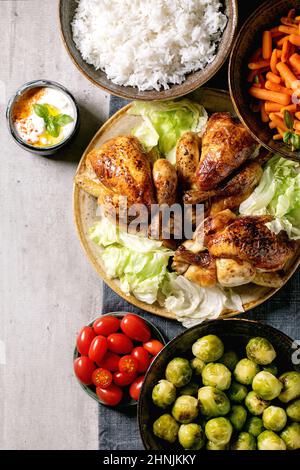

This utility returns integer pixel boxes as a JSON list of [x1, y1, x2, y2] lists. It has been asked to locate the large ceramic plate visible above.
[[73, 88, 300, 320]]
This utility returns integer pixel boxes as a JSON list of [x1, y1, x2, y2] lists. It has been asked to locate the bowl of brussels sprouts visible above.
[[138, 319, 300, 451]]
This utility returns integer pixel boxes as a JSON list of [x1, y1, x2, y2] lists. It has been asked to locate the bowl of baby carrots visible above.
[[229, 0, 300, 160]]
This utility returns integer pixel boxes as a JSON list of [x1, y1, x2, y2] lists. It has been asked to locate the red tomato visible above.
[[129, 375, 145, 401], [131, 346, 150, 373], [92, 368, 113, 388], [143, 339, 164, 356], [96, 384, 123, 406], [119, 355, 138, 374], [76, 326, 96, 356], [99, 352, 120, 372], [93, 316, 120, 336], [107, 333, 133, 354], [120, 314, 151, 342], [73, 356, 96, 385], [113, 371, 137, 387], [88, 336, 107, 365]]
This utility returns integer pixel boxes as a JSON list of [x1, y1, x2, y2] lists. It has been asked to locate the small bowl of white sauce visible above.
[[6, 80, 80, 155]]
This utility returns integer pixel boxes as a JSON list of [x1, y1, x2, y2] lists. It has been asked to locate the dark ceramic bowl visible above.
[[74, 312, 166, 408], [59, 0, 238, 101], [138, 318, 300, 450], [6, 79, 80, 156], [229, 0, 300, 161]]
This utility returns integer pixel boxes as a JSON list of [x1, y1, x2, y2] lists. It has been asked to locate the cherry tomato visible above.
[[93, 316, 120, 336], [119, 355, 138, 374], [92, 368, 113, 388], [76, 326, 96, 356], [99, 352, 120, 372], [120, 314, 151, 342], [113, 371, 137, 387], [73, 356, 96, 385], [143, 339, 164, 356], [96, 384, 123, 406], [107, 333, 133, 354], [129, 375, 145, 401], [88, 335, 107, 365], [131, 346, 150, 373]]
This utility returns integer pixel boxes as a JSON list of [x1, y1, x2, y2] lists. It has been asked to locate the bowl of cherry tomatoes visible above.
[[73, 312, 166, 407]]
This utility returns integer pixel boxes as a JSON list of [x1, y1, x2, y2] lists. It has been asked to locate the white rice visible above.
[[72, 0, 227, 91]]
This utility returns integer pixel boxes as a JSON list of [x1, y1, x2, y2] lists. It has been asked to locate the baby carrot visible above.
[[249, 87, 290, 105], [295, 112, 300, 120], [282, 38, 291, 62], [277, 35, 290, 47], [289, 33, 300, 47], [273, 133, 283, 140], [266, 71, 281, 84], [270, 49, 279, 74], [269, 112, 288, 131], [278, 25, 298, 35], [289, 53, 300, 73], [281, 17, 296, 26], [265, 101, 282, 113], [248, 60, 270, 70], [294, 119, 300, 131], [277, 127, 285, 137], [265, 80, 293, 95], [261, 103, 269, 122], [269, 121, 277, 129], [276, 61, 298, 88], [263, 31, 272, 59], [281, 104, 297, 113]]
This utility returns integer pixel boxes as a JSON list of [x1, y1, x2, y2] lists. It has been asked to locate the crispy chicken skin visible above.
[[87, 135, 156, 211], [205, 215, 296, 271], [176, 132, 201, 188], [196, 113, 257, 191], [153, 158, 177, 205]]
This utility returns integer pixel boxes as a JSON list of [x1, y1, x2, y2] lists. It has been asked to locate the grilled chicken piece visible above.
[[196, 113, 257, 191], [252, 271, 286, 288], [216, 258, 256, 287], [153, 159, 177, 205], [176, 132, 201, 188], [184, 161, 263, 207], [206, 215, 296, 271], [184, 260, 217, 287]]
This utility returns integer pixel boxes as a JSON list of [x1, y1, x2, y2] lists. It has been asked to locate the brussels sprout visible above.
[[205, 417, 233, 446], [152, 380, 176, 408], [178, 423, 205, 450], [206, 440, 228, 450], [198, 386, 230, 418], [245, 391, 270, 416], [227, 381, 248, 403], [172, 395, 198, 424], [286, 398, 300, 422], [257, 430, 286, 450], [192, 335, 224, 362], [252, 371, 282, 400], [153, 414, 179, 443], [190, 357, 205, 376], [262, 406, 287, 432], [263, 363, 278, 376], [165, 357, 192, 388], [231, 432, 256, 450], [229, 405, 247, 431], [202, 363, 231, 391], [178, 382, 199, 397], [246, 337, 276, 365], [278, 371, 300, 403], [280, 422, 300, 450], [244, 416, 264, 437], [234, 358, 260, 385], [219, 350, 239, 371]]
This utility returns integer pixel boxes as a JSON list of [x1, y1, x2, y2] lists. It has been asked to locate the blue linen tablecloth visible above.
[[98, 94, 300, 450]]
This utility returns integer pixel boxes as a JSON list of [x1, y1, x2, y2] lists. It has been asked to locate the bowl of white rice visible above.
[[59, 0, 237, 100]]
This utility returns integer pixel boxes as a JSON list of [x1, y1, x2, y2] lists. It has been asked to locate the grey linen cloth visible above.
[[98, 95, 300, 451]]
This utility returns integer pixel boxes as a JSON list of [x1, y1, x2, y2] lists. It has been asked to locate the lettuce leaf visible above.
[[128, 99, 208, 163], [240, 155, 300, 239]]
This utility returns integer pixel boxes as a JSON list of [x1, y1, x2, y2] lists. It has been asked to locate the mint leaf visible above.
[[284, 110, 294, 131], [55, 114, 73, 127], [33, 103, 49, 120], [46, 117, 60, 138]]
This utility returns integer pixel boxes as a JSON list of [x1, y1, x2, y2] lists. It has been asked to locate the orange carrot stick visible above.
[[289, 33, 300, 47], [265, 80, 293, 95], [277, 35, 290, 47], [277, 127, 285, 137], [282, 38, 291, 62], [294, 119, 300, 131], [269, 113, 288, 131], [270, 49, 279, 74], [263, 31, 272, 59], [295, 111, 300, 120], [281, 104, 297, 112], [265, 101, 282, 113], [249, 87, 290, 105], [266, 71, 281, 83], [269, 121, 277, 129], [289, 53, 300, 73], [279, 25, 298, 35], [281, 17, 296, 26], [273, 133, 283, 140], [276, 61, 298, 88], [261, 103, 269, 122], [248, 60, 270, 70], [277, 49, 282, 58]]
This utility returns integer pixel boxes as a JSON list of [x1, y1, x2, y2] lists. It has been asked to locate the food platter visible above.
[[73, 88, 300, 321]]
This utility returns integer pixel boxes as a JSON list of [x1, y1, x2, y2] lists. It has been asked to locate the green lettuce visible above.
[[239, 155, 300, 239], [128, 99, 208, 163]]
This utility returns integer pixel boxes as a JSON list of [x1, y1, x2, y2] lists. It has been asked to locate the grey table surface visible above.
[[0, 0, 109, 450]]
